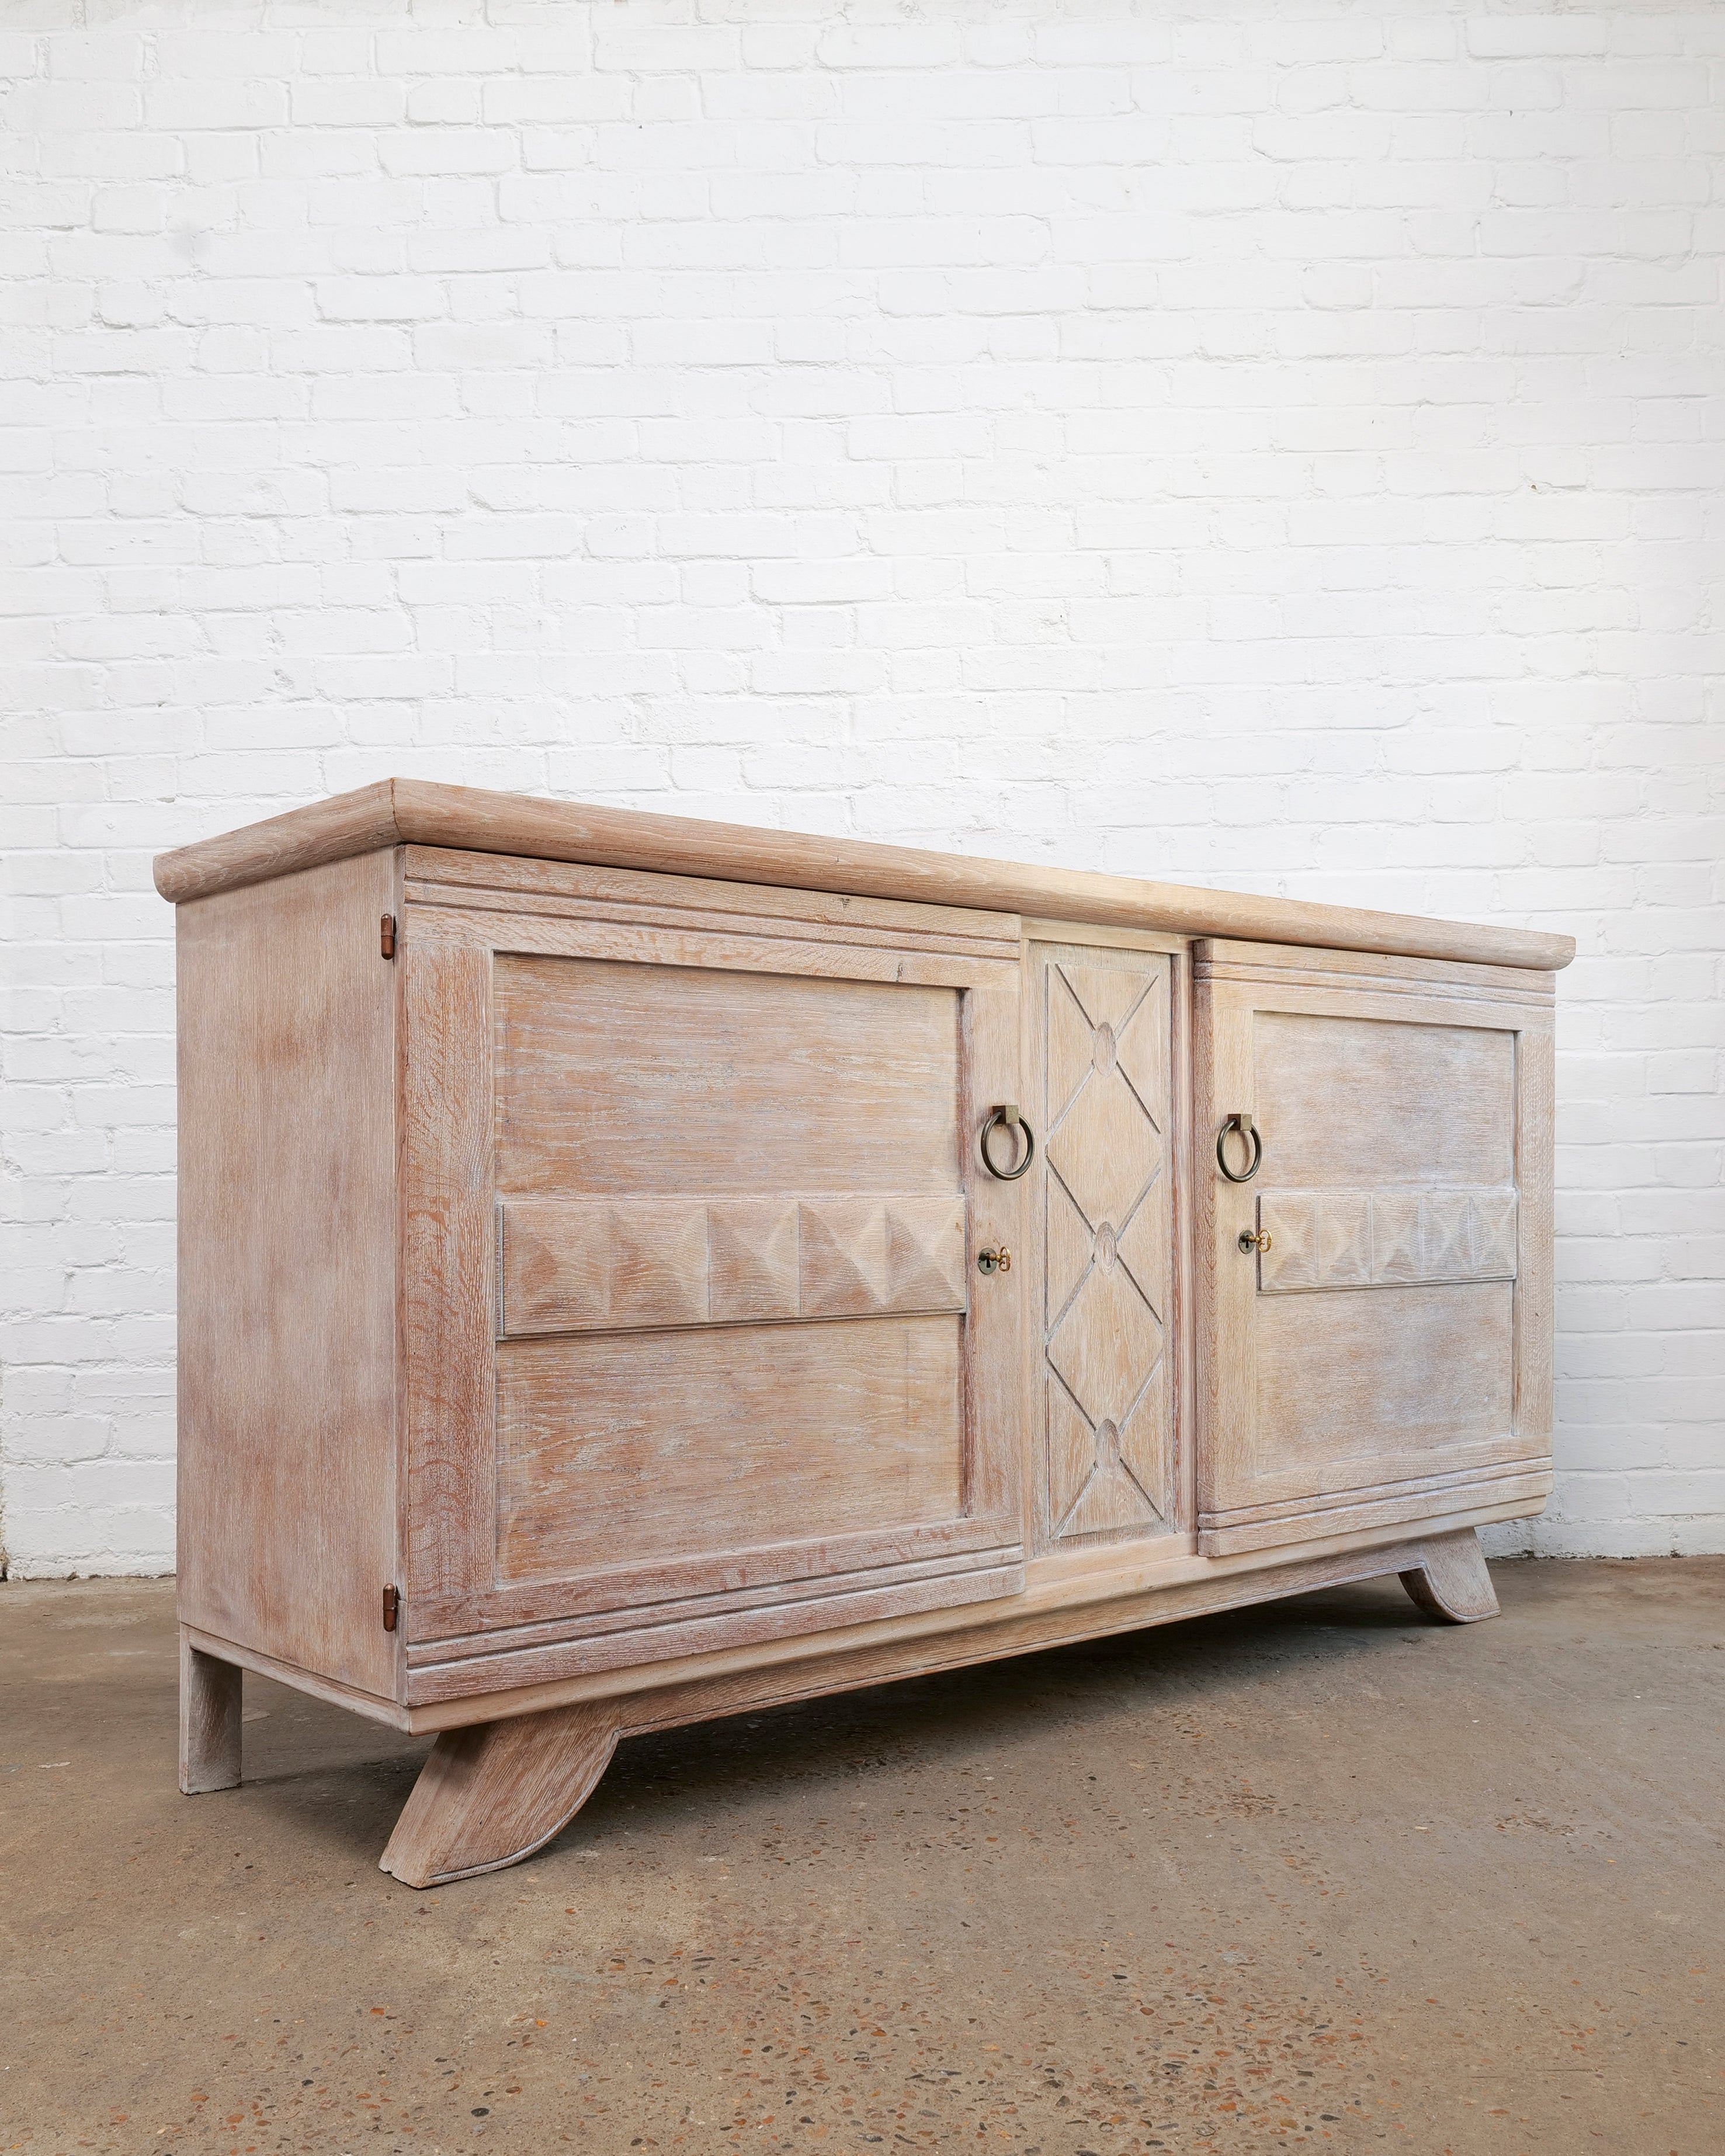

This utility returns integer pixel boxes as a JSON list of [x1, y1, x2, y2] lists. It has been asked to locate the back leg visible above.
[[179, 1634, 243, 1792]]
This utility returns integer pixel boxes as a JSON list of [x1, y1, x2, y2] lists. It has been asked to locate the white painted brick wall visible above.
[[3, 0, 1721, 1574]]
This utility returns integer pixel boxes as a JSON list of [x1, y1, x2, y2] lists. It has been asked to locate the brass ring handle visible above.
[[980, 1103, 1036, 1182], [1216, 1112, 1262, 1183]]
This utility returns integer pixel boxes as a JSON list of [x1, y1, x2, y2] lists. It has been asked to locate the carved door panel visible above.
[[1032, 942, 1178, 1549], [397, 857, 1027, 1702], [1193, 940, 1556, 1557]]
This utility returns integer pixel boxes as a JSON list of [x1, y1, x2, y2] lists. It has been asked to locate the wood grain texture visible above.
[[404, 845, 1021, 957], [401, 931, 497, 1608], [1514, 1007, 1558, 1468], [155, 780, 401, 904], [1255, 1282, 1516, 1468], [183, 1491, 1529, 1743], [412, 899, 1014, 995], [1256, 1188, 1518, 1291], [606, 1528, 1506, 1746], [1194, 938, 1556, 1004], [1194, 1460, 1551, 1556], [174, 851, 401, 1699], [1194, 946, 1556, 1556], [1036, 946, 1174, 1544], [380, 1526, 1495, 1882], [391, 1513, 1530, 1737], [154, 779, 1576, 971], [378, 1700, 619, 1887], [164, 807, 1561, 1877], [178, 1636, 242, 1794], [182, 1622, 411, 1730], [407, 1560, 1029, 1706], [400, 890, 1025, 1675], [495, 953, 962, 1199], [408, 1535, 1014, 1657], [499, 1193, 967, 1334], [1252, 1008, 1516, 1189], [1400, 1528, 1501, 1622], [495, 1318, 966, 1580]]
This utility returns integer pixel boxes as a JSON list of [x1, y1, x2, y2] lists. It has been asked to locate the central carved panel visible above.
[[1041, 954, 1172, 1542]]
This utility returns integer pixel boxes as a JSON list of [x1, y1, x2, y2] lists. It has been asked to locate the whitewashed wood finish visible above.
[[182, 1622, 408, 1730], [1255, 1188, 1518, 1292], [495, 1318, 965, 1579], [161, 801, 1559, 1890], [1197, 941, 1556, 1007], [175, 852, 401, 1700], [498, 1193, 968, 1335], [188, 1487, 1534, 1743], [379, 1700, 620, 1888], [1193, 938, 1556, 1557], [1399, 1528, 1501, 1622], [178, 1637, 242, 1795], [494, 952, 967, 1199], [153, 777, 1577, 972], [1254, 1279, 1516, 1464], [407, 844, 1022, 958], [401, 883, 1026, 1688], [376, 1520, 1507, 1887], [1253, 1008, 1516, 1189], [1035, 945, 1176, 1544]]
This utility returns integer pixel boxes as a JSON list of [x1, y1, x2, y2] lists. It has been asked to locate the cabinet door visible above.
[[1193, 940, 1554, 1557], [397, 853, 1026, 1704]]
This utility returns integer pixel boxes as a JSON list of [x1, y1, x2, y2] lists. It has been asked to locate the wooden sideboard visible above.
[[157, 781, 1571, 1887]]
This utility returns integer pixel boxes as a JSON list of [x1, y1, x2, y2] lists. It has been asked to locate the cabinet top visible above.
[[152, 778, 1574, 973]]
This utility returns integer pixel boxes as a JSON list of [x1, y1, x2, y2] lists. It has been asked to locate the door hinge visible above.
[[382, 1583, 401, 1632], [380, 912, 397, 960]]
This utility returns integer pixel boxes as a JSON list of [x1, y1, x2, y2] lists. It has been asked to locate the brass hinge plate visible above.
[[380, 913, 397, 960], [382, 1584, 401, 1632]]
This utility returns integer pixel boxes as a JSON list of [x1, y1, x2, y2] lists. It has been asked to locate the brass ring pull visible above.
[[1216, 1112, 1262, 1183], [980, 1103, 1036, 1182]]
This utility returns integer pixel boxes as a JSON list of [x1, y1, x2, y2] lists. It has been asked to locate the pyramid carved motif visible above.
[[1255, 1188, 1519, 1294], [499, 1192, 967, 1335], [1040, 954, 1173, 1542]]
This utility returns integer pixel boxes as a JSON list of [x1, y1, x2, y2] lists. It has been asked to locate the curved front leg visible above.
[[379, 1699, 619, 1888], [1399, 1528, 1501, 1624]]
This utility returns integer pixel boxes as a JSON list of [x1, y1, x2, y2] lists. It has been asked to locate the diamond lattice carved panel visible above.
[[1048, 1065, 1161, 1233], [1039, 952, 1174, 1544], [1047, 1252, 1162, 1432], [1046, 1177, 1092, 1330]]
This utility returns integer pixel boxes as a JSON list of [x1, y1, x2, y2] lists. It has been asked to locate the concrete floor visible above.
[[1, 1563, 1719, 2156]]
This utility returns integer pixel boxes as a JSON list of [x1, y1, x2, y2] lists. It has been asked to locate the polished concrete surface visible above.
[[2, 1559, 1719, 2154]]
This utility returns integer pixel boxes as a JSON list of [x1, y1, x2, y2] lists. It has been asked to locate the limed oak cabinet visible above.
[[157, 782, 1571, 1887]]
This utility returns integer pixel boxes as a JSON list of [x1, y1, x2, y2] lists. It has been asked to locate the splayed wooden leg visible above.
[[179, 1633, 243, 1793], [379, 1700, 620, 1888], [1400, 1528, 1500, 1624]]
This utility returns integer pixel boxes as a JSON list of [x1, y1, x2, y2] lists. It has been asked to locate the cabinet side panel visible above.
[[175, 851, 399, 1697]]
